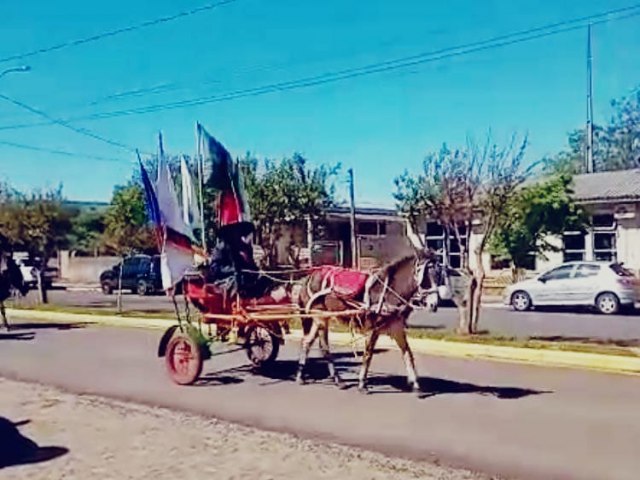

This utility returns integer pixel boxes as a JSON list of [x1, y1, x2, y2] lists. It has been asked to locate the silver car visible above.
[[505, 261, 639, 315]]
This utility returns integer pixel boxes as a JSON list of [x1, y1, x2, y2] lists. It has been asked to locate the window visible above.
[[575, 264, 600, 278], [424, 221, 467, 268], [563, 232, 586, 262], [357, 221, 386, 237], [592, 214, 616, 262], [592, 214, 615, 229], [542, 264, 575, 281], [490, 256, 510, 270]]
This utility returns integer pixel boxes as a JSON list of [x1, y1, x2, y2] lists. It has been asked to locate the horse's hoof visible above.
[[334, 378, 346, 390], [296, 376, 305, 386], [357, 385, 369, 395]]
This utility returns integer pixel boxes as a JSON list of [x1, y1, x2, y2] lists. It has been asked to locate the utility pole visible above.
[[348, 168, 357, 268], [586, 24, 595, 174]]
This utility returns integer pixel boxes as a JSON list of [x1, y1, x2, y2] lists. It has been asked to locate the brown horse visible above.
[[296, 252, 437, 393]]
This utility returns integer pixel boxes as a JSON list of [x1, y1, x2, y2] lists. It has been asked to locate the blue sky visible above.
[[1, 0, 639, 207]]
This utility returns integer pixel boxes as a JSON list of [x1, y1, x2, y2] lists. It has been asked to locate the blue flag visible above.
[[138, 154, 162, 247]]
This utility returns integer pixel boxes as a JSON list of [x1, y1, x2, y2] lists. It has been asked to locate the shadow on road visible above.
[[0, 418, 68, 469], [530, 335, 640, 348], [197, 354, 548, 400], [0, 331, 36, 341], [416, 376, 549, 399], [8, 322, 92, 331]]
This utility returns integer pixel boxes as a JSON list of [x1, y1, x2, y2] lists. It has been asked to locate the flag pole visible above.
[[196, 123, 208, 253]]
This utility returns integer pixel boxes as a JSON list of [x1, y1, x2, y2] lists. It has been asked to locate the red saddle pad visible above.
[[319, 266, 369, 299]]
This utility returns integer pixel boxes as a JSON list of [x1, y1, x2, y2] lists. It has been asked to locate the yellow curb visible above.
[[8, 309, 640, 376], [7, 309, 173, 330]]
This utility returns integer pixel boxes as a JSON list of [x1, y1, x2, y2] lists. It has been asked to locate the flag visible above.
[[138, 155, 163, 249], [197, 123, 251, 230], [155, 139, 196, 290], [180, 155, 201, 231], [197, 122, 235, 191]]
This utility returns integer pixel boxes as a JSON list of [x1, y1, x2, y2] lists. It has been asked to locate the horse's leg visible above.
[[296, 318, 320, 385], [318, 322, 342, 388], [0, 300, 9, 331], [389, 321, 420, 393], [357, 329, 380, 393], [301, 316, 313, 336]]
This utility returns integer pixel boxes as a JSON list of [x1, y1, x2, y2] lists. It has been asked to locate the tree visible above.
[[489, 173, 586, 281], [102, 184, 157, 256], [554, 88, 640, 173], [395, 135, 532, 334], [0, 186, 73, 303], [239, 153, 339, 267], [68, 209, 107, 256]]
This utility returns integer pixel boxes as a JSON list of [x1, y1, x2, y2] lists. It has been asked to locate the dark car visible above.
[[99, 255, 163, 296]]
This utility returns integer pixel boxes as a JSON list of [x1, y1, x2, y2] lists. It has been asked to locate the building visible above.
[[315, 206, 413, 269], [415, 169, 640, 275]]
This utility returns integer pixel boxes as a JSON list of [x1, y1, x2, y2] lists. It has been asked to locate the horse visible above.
[[412, 252, 445, 312], [0, 253, 29, 330], [295, 251, 439, 394]]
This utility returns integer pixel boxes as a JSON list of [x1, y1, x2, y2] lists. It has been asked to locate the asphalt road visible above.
[[1, 320, 639, 480], [15, 289, 640, 345]]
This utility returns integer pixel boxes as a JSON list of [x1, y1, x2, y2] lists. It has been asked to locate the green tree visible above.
[[490, 173, 586, 281], [554, 88, 640, 173], [102, 184, 157, 255], [395, 135, 532, 334], [68, 210, 107, 256], [239, 153, 339, 267], [0, 186, 73, 303]]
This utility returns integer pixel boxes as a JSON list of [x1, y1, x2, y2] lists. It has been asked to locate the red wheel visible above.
[[164, 333, 204, 385]]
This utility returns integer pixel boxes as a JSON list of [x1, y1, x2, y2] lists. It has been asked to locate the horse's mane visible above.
[[376, 253, 417, 280]]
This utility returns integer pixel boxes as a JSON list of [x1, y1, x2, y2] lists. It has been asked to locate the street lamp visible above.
[[0, 65, 31, 79]]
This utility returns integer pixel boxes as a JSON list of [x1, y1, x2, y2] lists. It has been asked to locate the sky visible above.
[[1, 0, 640, 207]]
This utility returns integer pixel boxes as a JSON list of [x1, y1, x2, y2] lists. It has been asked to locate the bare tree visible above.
[[395, 134, 532, 334]]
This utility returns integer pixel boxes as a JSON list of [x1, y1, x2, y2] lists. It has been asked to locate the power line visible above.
[[0, 93, 139, 152], [1, 2, 639, 132], [0, 139, 129, 163], [0, 0, 239, 64]]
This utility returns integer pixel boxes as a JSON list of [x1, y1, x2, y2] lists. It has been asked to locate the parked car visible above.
[[14, 257, 56, 289], [504, 261, 639, 315], [99, 255, 163, 296]]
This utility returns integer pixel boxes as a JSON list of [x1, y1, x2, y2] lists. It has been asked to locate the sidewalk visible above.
[[51, 282, 100, 292]]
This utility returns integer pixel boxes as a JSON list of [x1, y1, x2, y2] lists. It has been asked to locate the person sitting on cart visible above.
[[208, 222, 287, 303]]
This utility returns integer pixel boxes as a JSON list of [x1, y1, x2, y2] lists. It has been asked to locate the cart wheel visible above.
[[245, 326, 279, 367], [165, 333, 204, 385]]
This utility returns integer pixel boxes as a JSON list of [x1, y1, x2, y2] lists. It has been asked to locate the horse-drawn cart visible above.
[[158, 272, 300, 385]]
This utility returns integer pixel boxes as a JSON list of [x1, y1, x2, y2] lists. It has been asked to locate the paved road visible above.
[[1, 320, 639, 480], [15, 289, 640, 344]]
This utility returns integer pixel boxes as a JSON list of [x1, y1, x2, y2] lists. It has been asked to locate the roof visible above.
[[327, 206, 402, 219], [572, 169, 640, 203]]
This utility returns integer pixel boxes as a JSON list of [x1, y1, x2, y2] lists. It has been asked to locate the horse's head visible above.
[[412, 250, 441, 312]]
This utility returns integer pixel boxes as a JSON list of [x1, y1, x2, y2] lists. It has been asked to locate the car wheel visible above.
[[511, 291, 532, 312], [137, 280, 149, 296], [101, 282, 113, 295], [596, 292, 619, 315]]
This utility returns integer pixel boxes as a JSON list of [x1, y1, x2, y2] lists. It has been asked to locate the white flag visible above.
[[155, 152, 195, 291], [180, 156, 201, 230]]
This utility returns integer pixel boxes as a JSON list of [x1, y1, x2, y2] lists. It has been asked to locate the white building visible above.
[[415, 169, 640, 275]]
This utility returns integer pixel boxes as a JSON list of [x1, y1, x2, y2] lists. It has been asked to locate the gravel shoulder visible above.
[[0, 378, 490, 480]]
